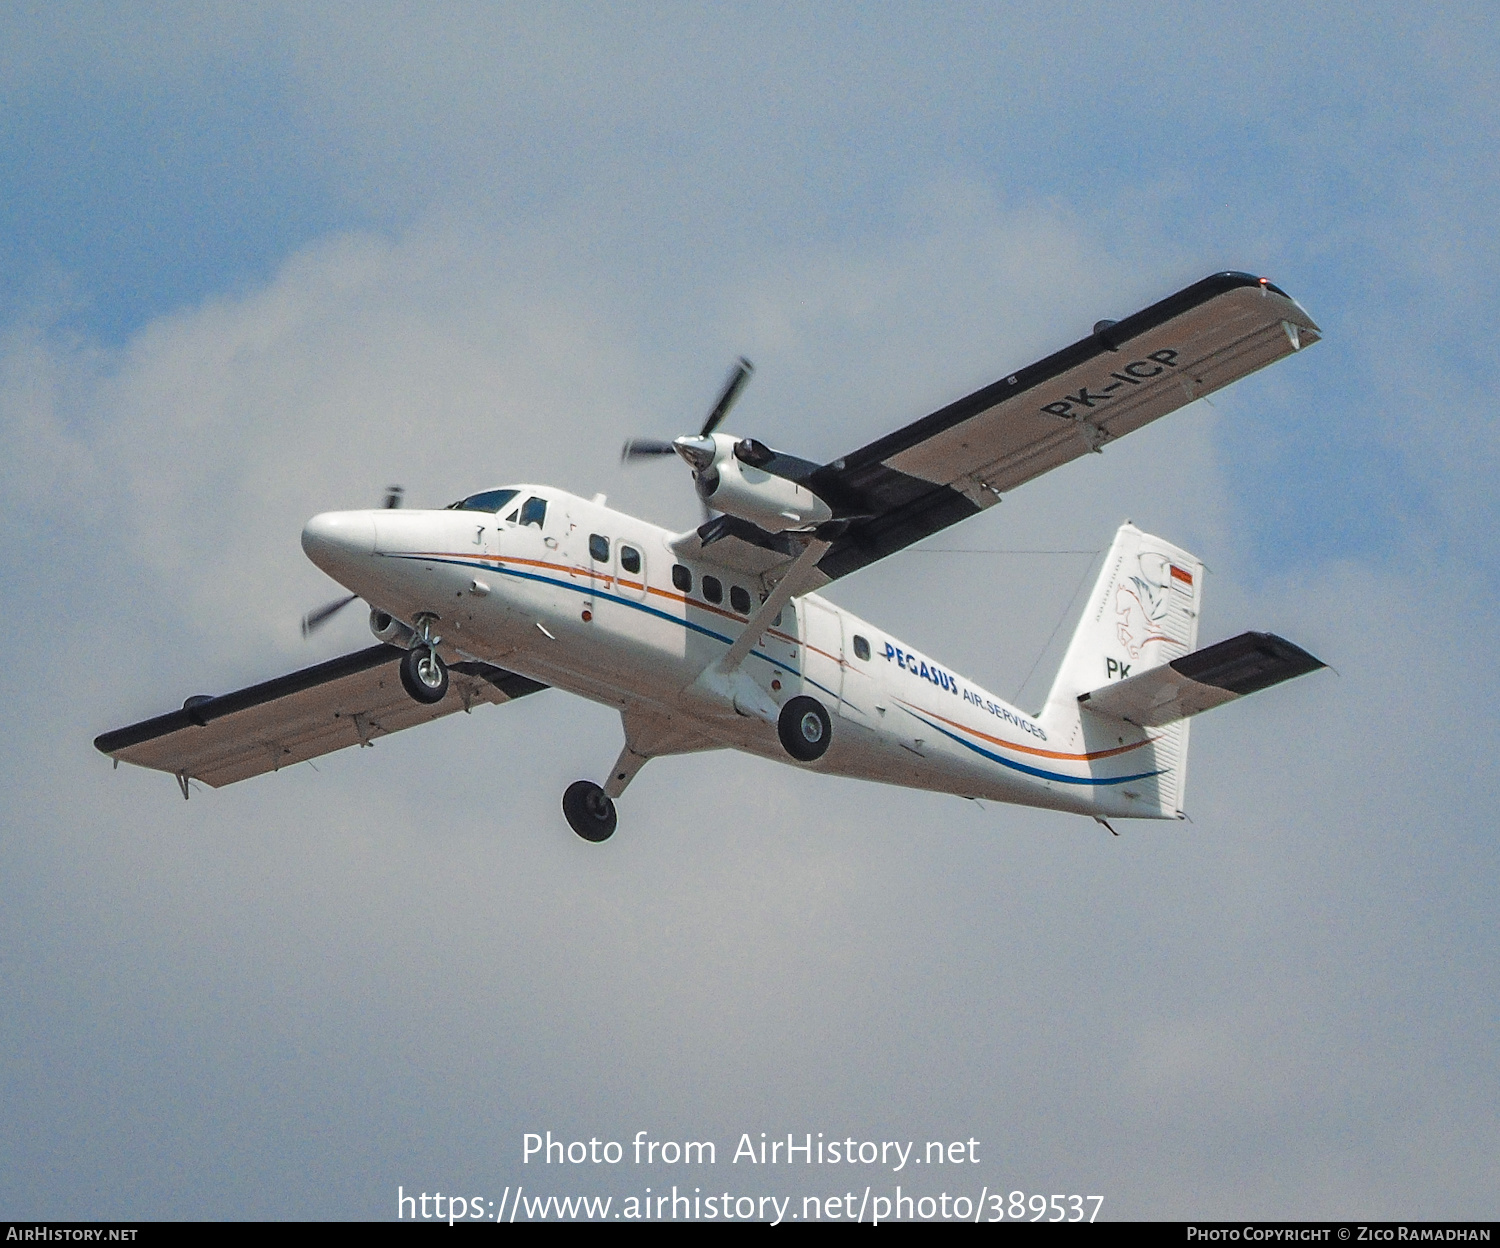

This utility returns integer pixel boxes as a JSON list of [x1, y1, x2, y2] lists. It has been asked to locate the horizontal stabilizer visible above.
[[95, 644, 547, 788], [1077, 631, 1324, 727]]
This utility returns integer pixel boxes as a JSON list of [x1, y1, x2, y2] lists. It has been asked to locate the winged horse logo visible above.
[[1115, 551, 1175, 660]]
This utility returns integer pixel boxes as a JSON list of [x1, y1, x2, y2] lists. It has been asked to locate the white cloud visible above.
[[3, 9, 1498, 1218]]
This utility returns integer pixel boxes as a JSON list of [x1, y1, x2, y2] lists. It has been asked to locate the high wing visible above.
[[94, 644, 547, 791], [811, 271, 1319, 579], [687, 272, 1319, 585]]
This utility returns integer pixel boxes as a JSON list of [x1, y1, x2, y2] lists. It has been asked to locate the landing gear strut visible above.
[[399, 615, 449, 704], [562, 780, 617, 842], [563, 741, 650, 842]]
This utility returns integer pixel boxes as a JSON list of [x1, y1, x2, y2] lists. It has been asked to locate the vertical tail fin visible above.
[[1041, 522, 1205, 817]]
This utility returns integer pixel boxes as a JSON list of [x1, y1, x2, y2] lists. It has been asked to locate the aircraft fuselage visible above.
[[301, 485, 1169, 820]]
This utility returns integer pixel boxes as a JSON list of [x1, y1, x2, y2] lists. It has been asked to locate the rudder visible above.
[[1041, 522, 1205, 817]]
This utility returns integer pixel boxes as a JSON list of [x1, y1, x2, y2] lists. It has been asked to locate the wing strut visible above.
[[681, 532, 836, 725], [715, 535, 833, 676]]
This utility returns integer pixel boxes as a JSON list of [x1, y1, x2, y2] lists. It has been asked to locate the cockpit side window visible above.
[[519, 496, 548, 528], [447, 488, 519, 514], [589, 534, 610, 563]]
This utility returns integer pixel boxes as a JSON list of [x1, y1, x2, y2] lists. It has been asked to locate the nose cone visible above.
[[301, 511, 376, 578], [673, 434, 718, 471]]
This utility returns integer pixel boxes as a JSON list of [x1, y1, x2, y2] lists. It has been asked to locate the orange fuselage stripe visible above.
[[401, 548, 1113, 759], [896, 699, 1152, 762], [403, 549, 805, 646]]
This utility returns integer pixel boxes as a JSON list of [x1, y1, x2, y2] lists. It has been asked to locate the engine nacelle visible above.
[[369, 607, 415, 647], [688, 433, 833, 533]]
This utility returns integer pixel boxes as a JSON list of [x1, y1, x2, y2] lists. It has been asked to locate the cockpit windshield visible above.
[[447, 488, 519, 514]]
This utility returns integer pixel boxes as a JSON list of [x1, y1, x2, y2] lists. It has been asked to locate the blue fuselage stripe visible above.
[[905, 709, 1165, 788], [390, 552, 806, 678], [395, 552, 1135, 785]]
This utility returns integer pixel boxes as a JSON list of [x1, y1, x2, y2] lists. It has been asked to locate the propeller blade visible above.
[[620, 439, 680, 462], [700, 356, 754, 437], [383, 485, 405, 509], [301, 593, 358, 638]]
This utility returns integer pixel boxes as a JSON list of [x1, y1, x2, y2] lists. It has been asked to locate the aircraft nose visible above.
[[301, 511, 376, 576]]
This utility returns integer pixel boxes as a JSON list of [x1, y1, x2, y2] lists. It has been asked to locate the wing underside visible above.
[[95, 645, 547, 789], [688, 272, 1319, 587], [811, 273, 1319, 580]]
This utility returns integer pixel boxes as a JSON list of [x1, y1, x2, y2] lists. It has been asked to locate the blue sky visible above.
[[6, 6, 1493, 571], [2, 4, 1496, 1221]]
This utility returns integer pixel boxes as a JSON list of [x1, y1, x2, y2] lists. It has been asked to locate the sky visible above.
[[2, 3, 1497, 1222]]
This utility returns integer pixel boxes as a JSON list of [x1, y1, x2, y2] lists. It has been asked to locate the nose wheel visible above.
[[399, 645, 449, 703], [563, 780, 617, 842], [398, 615, 449, 704]]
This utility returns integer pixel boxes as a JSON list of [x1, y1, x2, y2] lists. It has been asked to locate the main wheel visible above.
[[778, 695, 831, 762], [562, 780, 617, 842], [399, 646, 449, 704]]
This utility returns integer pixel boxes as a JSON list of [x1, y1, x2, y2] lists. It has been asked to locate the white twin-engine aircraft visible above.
[[97, 272, 1327, 841]]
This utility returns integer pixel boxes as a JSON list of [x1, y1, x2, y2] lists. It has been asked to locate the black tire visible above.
[[399, 646, 448, 704], [562, 780, 617, 842], [778, 695, 831, 762]]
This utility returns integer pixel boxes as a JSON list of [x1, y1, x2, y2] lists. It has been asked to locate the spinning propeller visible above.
[[619, 357, 839, 534], [299, 485, 404, 638], [621, 357, 753, 487]]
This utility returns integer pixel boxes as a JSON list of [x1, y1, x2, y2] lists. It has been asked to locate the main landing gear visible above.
[[563, 699, 832, 843], [563, 741, 650, 842], [399, 615, 449, 704], [778, 696, 831, 762], [562, 780, 617, 842]]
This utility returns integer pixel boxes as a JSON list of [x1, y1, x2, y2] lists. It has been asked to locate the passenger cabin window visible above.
[[589, 534, 610, 563], [729, 585, 751, 614], [853, 635, 871, 661], [519, 496, 547, 528], [702, 575, 723, 604], [620, 546, 641, 575], [672, 564, 692, 593], [448, 488, 519, 514]]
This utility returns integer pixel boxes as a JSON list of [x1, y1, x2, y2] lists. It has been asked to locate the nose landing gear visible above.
[[398, 615, 449, 704]]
